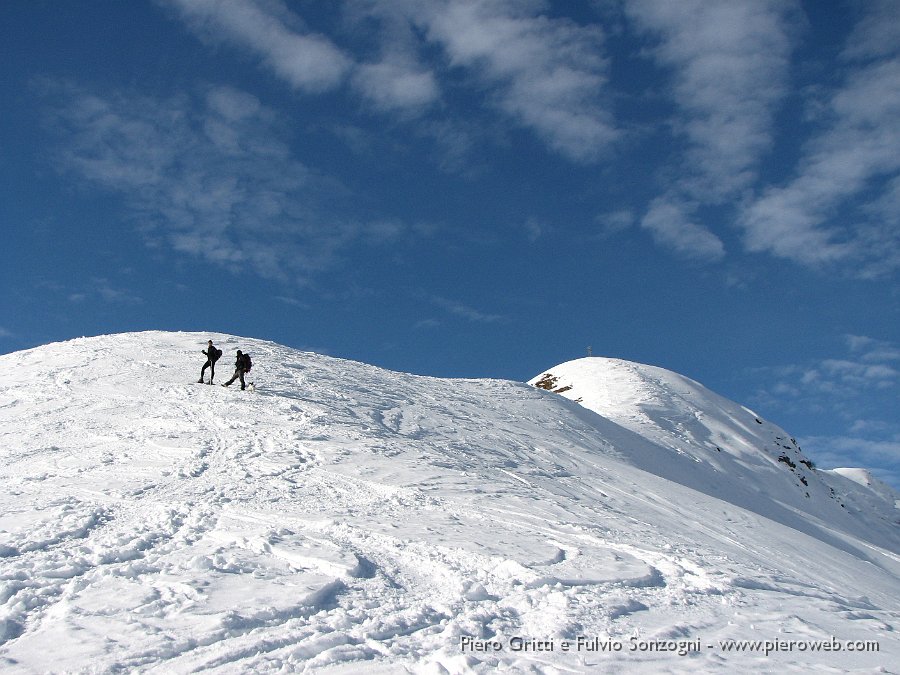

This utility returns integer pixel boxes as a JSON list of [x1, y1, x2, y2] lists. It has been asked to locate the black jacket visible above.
[[203, 345, 221, 363]]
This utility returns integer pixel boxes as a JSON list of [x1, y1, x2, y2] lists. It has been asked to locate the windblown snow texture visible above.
[[0, 332, 897, 673]]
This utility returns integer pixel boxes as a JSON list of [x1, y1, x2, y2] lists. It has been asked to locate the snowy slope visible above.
[[0, 333, 898, 673], [529, 358, 900, 551]]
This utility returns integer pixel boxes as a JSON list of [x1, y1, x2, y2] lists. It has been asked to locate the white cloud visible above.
[[621, 0, 796, 263], [206, 86, 265, 122], [752, 340, 900, 408], [44, 82, 403, 283], [523, 217, 544, 243], [767, 346, 900, 399], [849, 419, 893, 435], [640, 197, 725, 261], [406, 0, 617, 161], [749, 336, 900, 485], [343, 2, 442, 114], [626, 0, 796, 201], [159, 0, 352, 92], [352, 58, 439, 112], [845, 335, 900, 363], [274, 296, 309, 308], [343, 0, 618, 159], [841, 0, 900, 60], [93, 279, 144, 305], [416, 117, 487, 175], [429, 295, 504, 323], [164, 0, 444, 113], [63, 279, 143, 305], [160, 0, 616, 159], [738, 4, 900, 275], [845, 335, 878, 353], [596, 209, 634, 238], [819, 359, 898, 389], [381, 0, 625, 158], [803, 435, 900, 487]]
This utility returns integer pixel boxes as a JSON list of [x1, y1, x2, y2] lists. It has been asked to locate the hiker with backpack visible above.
[[198, 340, 222, 384], [222, 349, 252, 390]]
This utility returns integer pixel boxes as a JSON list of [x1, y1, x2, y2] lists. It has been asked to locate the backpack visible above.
[[243, 353, 252, 372], [212, 347, 223, 362]]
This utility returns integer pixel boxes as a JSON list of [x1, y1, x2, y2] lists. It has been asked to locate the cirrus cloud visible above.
[[161, 0, 618, 162], [159, 0, 353, 93], [42, 81, 405, 283], [622, 0, 797, 261], [738, 2, 900, 276], [749, 335, 900, 486]]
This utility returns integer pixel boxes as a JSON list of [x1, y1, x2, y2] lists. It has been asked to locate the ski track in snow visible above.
[[0, 332, 897, 673]]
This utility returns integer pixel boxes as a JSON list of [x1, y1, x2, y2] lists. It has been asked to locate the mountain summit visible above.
[[529, 358, 899, 544], [1, 332, 897, 672]]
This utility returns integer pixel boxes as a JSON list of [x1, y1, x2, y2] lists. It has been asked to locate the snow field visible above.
[[0, 332, 897, 672]]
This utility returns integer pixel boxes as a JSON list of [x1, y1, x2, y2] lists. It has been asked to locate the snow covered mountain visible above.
[[529, 358, 900, 550], [1, 332, 897, 673]]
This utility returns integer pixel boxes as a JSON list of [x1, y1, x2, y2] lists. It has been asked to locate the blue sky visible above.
[[2, 0, 899, 487]]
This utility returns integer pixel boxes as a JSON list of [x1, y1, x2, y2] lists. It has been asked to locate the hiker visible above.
[[198, 340, 222, 384], [222, 349, 251, 390]]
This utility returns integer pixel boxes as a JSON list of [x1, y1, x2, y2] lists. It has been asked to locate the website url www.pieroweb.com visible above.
[[717, 637, 880, 655], [460, 635, 880, 657]]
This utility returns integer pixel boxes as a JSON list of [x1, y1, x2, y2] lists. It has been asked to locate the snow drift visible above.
[[0, 332, 897, 673]]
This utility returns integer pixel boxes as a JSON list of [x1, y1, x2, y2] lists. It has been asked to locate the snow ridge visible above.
[[530, 358, 900, 544], [0, 332, 898, 673]]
